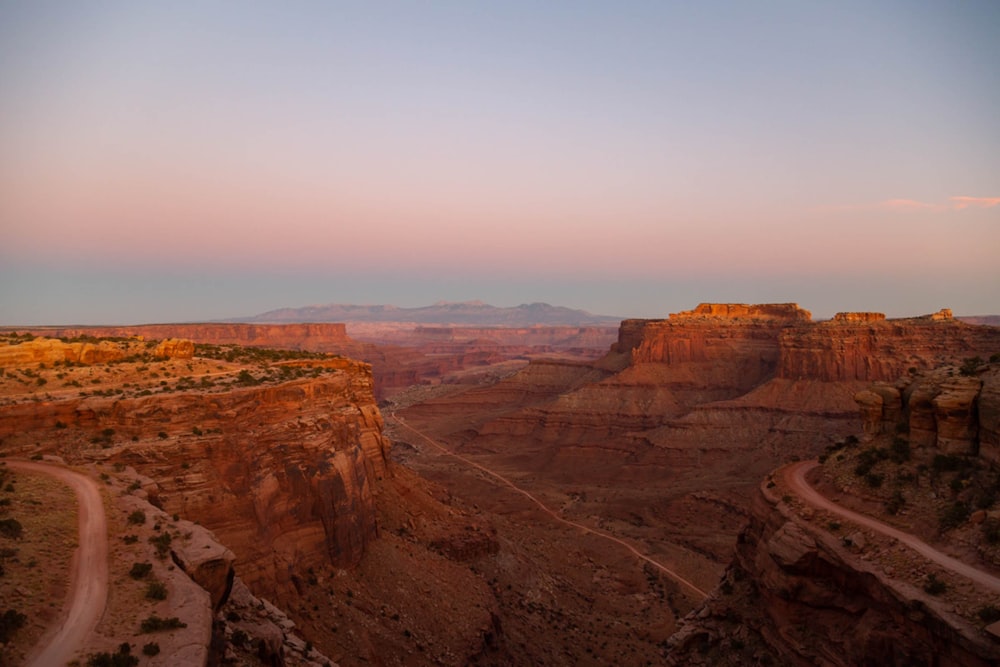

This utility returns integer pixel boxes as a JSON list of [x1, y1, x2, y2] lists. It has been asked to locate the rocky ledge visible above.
[[667, 471, 1000, 666]]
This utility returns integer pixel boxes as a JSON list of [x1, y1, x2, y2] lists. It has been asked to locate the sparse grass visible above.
[[0, 469, 76, 663]]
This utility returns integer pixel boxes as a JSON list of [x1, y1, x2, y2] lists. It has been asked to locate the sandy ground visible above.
[[8, 461, 108, 667]]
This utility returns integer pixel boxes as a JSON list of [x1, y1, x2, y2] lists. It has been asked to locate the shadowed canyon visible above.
[[2, 303, 1000, 665]]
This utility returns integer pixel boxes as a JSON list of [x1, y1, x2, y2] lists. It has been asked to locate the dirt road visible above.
[[785, 460, 1000, 595], [8, 461, 108, 667], [391, 414, 709, 599]]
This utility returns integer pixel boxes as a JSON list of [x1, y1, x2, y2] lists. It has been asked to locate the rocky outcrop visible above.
[[667, 476, 1000, 666], [1, 337, 128, 366], [833, 312, 886, 323], [153, 338, 195, 359], [110, 364, 389, 595], [670, 303, 812, 321], [0, 358, 391, 599], [0, 336, 196, 367], [858, 365, 999, 461], [778, 312, 999, 382]]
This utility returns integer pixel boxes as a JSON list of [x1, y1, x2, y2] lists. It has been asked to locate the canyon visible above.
[[2, 303, 999, 665]]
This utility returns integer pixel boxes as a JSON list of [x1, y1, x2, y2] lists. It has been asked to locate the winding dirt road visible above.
[[8, 461, 108, 667], [785, 460, 1000, 595], [390, 414, 709, 599]]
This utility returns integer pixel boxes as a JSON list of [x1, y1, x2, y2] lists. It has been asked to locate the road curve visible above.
[[785, 460, 1000, 595], [7, 460, 109, 667], [390, 413, 709, 599]]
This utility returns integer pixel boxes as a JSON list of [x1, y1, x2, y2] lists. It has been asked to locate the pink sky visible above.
[[1, 3, 998, 324]]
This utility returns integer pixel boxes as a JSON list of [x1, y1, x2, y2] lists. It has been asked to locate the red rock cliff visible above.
[[0, 357, 389, 599], [778, 312, 1000, 382]]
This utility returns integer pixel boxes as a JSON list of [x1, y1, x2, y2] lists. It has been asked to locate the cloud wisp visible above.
[[950, 196, 1000, 210]]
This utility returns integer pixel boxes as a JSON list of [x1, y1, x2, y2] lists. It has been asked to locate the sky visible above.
[[1, 1, 998, 324]]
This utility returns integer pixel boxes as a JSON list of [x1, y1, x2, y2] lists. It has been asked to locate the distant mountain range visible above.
[[235, 301, 623, 327]]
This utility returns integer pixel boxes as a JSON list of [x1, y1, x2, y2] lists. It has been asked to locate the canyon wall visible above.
[[857, 365, 1000, 464], [779, 309, 1000, 382], [0, 357, 390, 598], [667, 480, 1000, 666]]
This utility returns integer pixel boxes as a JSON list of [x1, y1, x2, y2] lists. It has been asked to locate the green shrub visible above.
[[126, 510, 146, 525], [939, 502, 970, 532], [960, 357, 983, 377], [149, 532, 172, 559], [140, 615, 187, 633], [0, 608, 27, 643], [865, 472, 884, 488], [0, 518, 23, 539], [885, 490, 905, 515], [129, 562, 153, 579], [142, 642, 160, 656], [978, 605, 1000, 623], [923, 573, 947, 595], [85, 643, 138, 667], [982, 518, 1000, 544], [145, 581, 167, 600], [890, 437, 910, 463]]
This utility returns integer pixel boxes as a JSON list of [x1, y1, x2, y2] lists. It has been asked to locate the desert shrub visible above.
[[139, 615, 187, 633], [991, 353, 1000, 364], [978, 605, 1000, 623], [231, 629, 249, 646], [932, 454, 963, 473], [86, 643, 137, 667], [960, 357, 983, 377], [939, 501, 970, 532], [122, 534, 139, 544], [890, 437, 910, 463], [885, 490, 905, 515], [854, 447, 888, 477], [157, 431, 168, 440], [149, 532, 172, 558], [129, 562, 153, 579], [0, 518, 23, 539], [142, 642, 160, 656], [982, 518, 1000, 544], [0, 608, 27, 643], [865, 472, 885, 488], [923, 573, 947, 595], [145, 581, 167, 600], [126, 510, 146, 525]]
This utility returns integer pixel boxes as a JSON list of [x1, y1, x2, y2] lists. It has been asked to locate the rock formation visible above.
[[666, 477, 1000, 666], [778, 309, 998, 382], [857, 363, 1000, 463]]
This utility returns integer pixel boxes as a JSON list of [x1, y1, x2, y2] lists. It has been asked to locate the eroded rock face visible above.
[[0, 336, 196, 367], [778, 314, 998, 382], [0, 357, 391, 599], [860, 367, 999, 458], [667, 482, 1000, 666], [112, 363, 390, 596]]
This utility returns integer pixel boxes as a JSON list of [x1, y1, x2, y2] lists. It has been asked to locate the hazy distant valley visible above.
[[2, 302, 1000, 666]]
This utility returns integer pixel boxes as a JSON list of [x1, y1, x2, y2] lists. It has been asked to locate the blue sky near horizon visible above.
[[1, 1, 998, 324]]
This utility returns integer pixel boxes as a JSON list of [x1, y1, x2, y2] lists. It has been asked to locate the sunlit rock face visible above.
[[778, 310, 999, 382], [109, 360, 390, 597]]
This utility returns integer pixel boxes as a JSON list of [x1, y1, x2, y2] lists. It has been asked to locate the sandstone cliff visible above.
[[778, 309, 999, 382], [666, 475, 1000, 666]]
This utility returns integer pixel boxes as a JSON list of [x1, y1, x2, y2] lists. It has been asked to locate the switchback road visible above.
[[390, 414, 709, 599], [8, 461, 109, 667], [785, 460, 1000, 595]]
